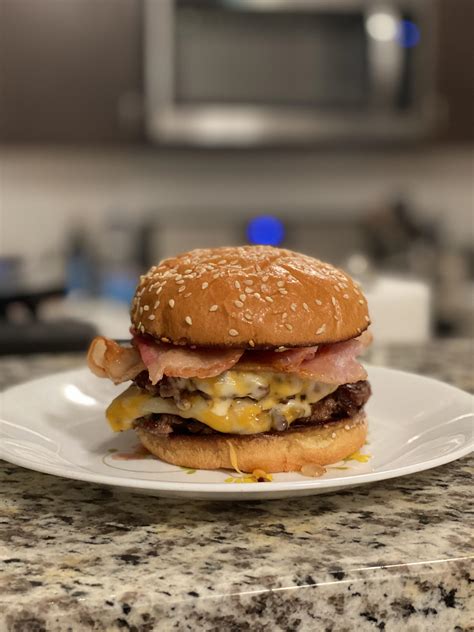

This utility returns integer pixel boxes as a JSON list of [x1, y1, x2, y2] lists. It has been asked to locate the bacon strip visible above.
[[134, 337, 244, 385], [237, 333, 370, 384], [296, 338, 367, 384], [88, 328, 371, 386], [87, 337, 145, 384]]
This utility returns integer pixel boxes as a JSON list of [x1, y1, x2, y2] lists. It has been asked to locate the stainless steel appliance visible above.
[[145, 0, 437, 146]]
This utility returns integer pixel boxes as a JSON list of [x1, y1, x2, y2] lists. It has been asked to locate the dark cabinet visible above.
[[436, 0, 474, 142], [0, 0, 143, 143]]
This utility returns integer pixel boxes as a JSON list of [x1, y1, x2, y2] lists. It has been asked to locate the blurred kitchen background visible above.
[[0, 0, 473, 354]]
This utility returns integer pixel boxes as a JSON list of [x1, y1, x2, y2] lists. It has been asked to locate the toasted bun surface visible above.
[[135, 413, 367, 473], [131, 246, 370, 349]]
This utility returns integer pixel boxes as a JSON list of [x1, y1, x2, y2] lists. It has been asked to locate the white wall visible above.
[[1, 145, 473, 261]]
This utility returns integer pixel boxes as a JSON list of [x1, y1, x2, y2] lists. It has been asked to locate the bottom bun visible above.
[[135, 412, 367, 473]]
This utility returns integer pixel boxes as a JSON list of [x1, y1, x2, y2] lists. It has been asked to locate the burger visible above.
[[87, 246, 372, 474]]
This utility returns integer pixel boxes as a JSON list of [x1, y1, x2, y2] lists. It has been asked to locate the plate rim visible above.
[[1, 365, 473, 495]]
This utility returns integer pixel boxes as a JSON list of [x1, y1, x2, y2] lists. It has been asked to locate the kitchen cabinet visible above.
[[0, 0, 143, 143], [436, 0, 474, 142]]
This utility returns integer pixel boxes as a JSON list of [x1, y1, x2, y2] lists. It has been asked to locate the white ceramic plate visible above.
[[0, 366, 472, 500]]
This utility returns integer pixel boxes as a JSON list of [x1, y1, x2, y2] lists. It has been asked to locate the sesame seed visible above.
[[176, 279, 185, 285], [184, 269, 192, 274], [185, 316, 192, 325], [178, 286, 186, 293], [244, 311, 252, 320], [290, 303, 297, 312], [365, 315, 370, 322], [161, 337, 170, 343], [240, 294, 246, 302], [168, 299, 175, 308], [249, 339, 255, 347], [315, 299, 322, 306], [254, 292, 261, 299], [354, 288, 360, 295], [209, 305, 218, 312], [184, 292, 192, 298], [282, 312, 288, 320], [331, 296, 337, 306], [140, 325, 145, 333], [229, 329, 239, 336], [278, 289, 288, 295], [213, 273, 220, 279], [143, 305, 149, 311], [331, 432, 337, 439], [201, 282, 209, 290], [285, 323, 293, 331], [148, 314, 155, 321], [218, 259, 227, 265], [262, 275, 269, 282], [358, 299, 364, 305], [156, 287, 163, 295], [139, 306, 144, 315], [244, 279, 253, 286], [234, 281, 241, 290], [154, 300, 160, 309], [303, 302, 309, 312], [334, 285, 341, 292], [245, 287, 253, 294], [344, 425, 350, 430], [265, 296, 274, 303], [316, 325, 326, 335], [234, 300, 244, 308], [343, 294, 349, 299], [277, 281, 285, 287]]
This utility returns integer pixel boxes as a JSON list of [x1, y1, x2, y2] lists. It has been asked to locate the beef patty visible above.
[[134, 380, 371, 437]]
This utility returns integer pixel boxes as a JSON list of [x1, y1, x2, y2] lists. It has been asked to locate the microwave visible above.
[[145, 0, 437, 146]]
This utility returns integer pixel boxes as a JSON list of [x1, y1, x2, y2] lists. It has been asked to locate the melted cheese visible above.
[[106, 371, 336, 435]]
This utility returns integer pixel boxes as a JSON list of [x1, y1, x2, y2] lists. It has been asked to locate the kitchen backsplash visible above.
[[1, 145, 472, 262]]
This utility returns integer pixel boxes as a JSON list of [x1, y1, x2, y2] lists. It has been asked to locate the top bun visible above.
[[131, 246, 370, 349]]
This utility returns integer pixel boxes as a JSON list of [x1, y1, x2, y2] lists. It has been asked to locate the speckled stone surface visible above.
[[1, 341, 473, 632]]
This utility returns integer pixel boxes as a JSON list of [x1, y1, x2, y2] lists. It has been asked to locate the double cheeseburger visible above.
[[88, 246, 372, 473]]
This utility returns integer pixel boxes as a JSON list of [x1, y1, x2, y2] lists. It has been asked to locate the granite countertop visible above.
[[1, 340, 473, 632]]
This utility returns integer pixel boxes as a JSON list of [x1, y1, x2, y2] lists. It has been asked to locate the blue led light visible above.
[[397, 19, 420, 48], [247, 216, 285, 246]]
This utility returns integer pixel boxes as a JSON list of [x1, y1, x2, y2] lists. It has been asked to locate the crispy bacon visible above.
[[296, 338, 367, 383], [88, 328, 371, 386], [237, 332, 371, 384], [87, 336, 145, 384], [134, 337, 244, 385]]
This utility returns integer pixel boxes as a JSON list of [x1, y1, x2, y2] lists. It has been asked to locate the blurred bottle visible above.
[[99, 217, 140, 304], [65, 225, 96, 296]]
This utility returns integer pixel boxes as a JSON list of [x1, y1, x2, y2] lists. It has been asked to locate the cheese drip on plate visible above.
[[106, 370, 337, 435]]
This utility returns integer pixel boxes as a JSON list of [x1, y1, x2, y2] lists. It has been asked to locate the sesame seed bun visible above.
[[131, 246, 370, 349], [136, 413, 368, 473]]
